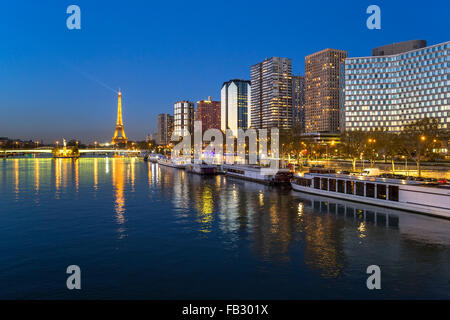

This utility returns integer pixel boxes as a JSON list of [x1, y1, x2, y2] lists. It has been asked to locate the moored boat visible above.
[[222, 164, 292, 185], [291, 168, 450, 219], [185, 163, 217, 175], [157, 158, 188, 169]]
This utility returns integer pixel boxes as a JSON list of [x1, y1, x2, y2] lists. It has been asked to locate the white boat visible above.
[[185, 163, 216, 175], [222, 164, 292, 185], [157, 158, 188, 169], [148, 153, 164, 163], [291, 168, 450, 219]]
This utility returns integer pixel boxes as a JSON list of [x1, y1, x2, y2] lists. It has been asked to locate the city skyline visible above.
[[0, 0, 449, 143]]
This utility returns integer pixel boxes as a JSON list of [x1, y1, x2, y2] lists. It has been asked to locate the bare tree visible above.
[[399, 118, 440, 177], [340, 131, 366, 171]]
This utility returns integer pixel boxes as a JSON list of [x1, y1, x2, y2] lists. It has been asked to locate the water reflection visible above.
[[1, 158, 449, 299], [74, 159, 79, 192], [112, 158, 126, 226], [93, 158, 98, 191], [13, 159, 19, 200], [34, 158, 40, 194], [54, 158, 61, 197]]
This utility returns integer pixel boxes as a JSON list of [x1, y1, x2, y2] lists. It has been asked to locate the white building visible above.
[[342, 40, 450, 132], [221, 79, 251, 136]]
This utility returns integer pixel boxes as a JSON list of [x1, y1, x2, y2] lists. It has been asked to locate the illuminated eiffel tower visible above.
[[111, 89, 128, 145]]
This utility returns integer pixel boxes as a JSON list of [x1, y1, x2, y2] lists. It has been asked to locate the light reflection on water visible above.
[[0, 157, 449, 299]]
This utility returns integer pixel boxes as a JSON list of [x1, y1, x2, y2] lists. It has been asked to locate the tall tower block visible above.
[[111, 89, 128, 145]]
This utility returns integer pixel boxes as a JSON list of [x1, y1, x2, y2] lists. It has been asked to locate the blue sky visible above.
[[0, 0, 448, 143]]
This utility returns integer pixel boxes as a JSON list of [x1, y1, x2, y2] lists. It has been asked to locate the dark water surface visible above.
[[0, 157, 449, 299]]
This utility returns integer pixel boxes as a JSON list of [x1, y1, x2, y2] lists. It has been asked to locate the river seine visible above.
[[0, 157, 449, 299]]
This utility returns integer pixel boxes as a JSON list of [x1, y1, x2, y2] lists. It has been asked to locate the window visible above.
[[366, 183, 375, 198], [377, 184, 387, 200], [337, 180, 345, 193], [346, 181, 354, 194], [294, 177, 311, 187], [388, 185, 399, 201], [356, 182, 365, 196], [314, 177, 320, 189], [329, 179, 336, 192], [321, 178, 328, 190]]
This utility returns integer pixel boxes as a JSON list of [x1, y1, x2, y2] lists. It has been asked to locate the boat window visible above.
[[228, 169, 244, 175], [388, 185, 399, 201], [366, 183, 375, 198], [314, 177, 320, 189], [377, 184, 387, 200], [329, 179, 336, 192], [337, 180, 345, 193], [346, 181, 354, 194], [356, 182, 365, 196], [321, 178, 328, 190], [294, 177, 311, 187]]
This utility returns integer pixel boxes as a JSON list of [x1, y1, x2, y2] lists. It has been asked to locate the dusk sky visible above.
[[0, 0, 448, 143]]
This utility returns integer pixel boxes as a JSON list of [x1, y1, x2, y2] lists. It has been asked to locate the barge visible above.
[[222, 164, 292, 185], [185, 163, 217, 175], [291, 168, 450, 219], [157, 158, 188, 169]]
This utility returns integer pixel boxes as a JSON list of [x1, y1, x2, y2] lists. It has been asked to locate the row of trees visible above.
[[280, 118, 449, 176]]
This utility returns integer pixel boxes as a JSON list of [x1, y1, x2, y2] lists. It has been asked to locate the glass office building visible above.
[[221, 79, 251, 136], [342, 41, 450, 132]]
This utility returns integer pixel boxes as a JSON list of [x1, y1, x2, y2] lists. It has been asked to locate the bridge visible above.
[[1, 148, 141, 155]]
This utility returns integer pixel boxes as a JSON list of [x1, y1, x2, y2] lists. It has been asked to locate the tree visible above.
[[399, 118, 440, 177], [340, 131, 366, 171], [376, 131, 401, 174]]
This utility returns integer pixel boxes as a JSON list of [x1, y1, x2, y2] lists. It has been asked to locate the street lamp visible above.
[[420, 135, 426, 142]]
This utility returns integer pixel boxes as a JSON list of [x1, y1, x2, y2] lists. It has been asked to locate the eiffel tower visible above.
[[111, 89, 128, 145]]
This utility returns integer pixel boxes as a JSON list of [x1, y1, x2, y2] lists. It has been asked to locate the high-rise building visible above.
[[292, 75, 306, 132], [196, 96, 221, 133], [173, 101, 194, 138], [343, 40, 449, 132], [157, 113, 174, 145], [221, 79, 251, 136], [305, 49, 347, 133], [250, 57, 292, 129]]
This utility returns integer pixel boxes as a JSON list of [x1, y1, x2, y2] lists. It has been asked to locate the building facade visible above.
[[343, 41, 449, 132], [173, 101, 194, 138], [292, 75, 306, 132], [196, 97, 221, 133], [221, 79, 251, 136], [157, 113, 174, 145], [372, 39, 427, 57], [305, 48, 348, 133], [250, 57, 292, 129]]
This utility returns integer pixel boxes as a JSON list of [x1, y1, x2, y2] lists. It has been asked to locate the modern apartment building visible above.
[[305, 48, 348, 133], [173, 101, 194, 138], [221, 79, 251, 136], [196, 96, 221, 133], [250, 57, 292, 129], [292, 75, 306, 132], [342, 40, 449, 132], [157, 113, 174, 145]]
